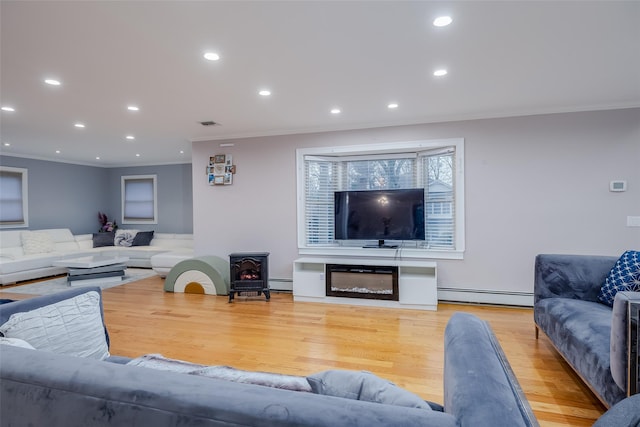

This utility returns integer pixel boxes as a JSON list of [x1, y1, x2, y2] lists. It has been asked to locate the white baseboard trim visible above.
[[269, 278, 293, 292], [437, 287, 534, 307]]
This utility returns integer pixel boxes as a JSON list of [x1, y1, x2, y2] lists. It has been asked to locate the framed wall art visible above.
[[208, 154, 235, 185]]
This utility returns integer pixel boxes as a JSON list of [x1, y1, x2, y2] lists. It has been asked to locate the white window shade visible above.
[[0, 167, 28, 227], [122, 175, 157, 224]]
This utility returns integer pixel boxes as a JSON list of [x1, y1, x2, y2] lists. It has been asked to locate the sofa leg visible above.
[[535, 326, 539, 340]]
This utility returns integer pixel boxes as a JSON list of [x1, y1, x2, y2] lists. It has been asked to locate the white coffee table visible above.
[[53, 255, 129, 286]]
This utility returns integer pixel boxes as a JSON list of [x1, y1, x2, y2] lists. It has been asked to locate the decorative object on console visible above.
[[208, 153, 235, 185], [598, 250, 640, 307], [97, 211, 118, 232]]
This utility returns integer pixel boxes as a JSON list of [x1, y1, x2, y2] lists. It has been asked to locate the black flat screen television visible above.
[[334, 188, 425, 247]]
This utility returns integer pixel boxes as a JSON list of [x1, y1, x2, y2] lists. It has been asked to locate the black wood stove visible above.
[[228, 252, 270, 302]]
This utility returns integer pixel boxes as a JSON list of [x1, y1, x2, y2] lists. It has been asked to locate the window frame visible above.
[[121, 174, 158, 225], [0, 166, 29, 229], [296, 139, 465, 260]]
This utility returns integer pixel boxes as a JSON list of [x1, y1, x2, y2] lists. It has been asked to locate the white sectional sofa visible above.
[[0, 228, 193, 285]]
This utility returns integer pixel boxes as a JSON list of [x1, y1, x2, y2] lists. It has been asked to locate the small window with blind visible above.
[[0, 166, 29, 228], [296, 139, 464, 259], [121, 175, 157, 224]]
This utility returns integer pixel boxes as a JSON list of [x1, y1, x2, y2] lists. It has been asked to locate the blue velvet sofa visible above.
[[0, 287, 539, 427], [534, 254, 640, 408]]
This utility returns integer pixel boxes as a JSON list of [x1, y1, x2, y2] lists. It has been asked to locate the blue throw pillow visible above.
[[92, 232, 115, 248], [132, 230, 154, 246], [598, 250, 640, 306]]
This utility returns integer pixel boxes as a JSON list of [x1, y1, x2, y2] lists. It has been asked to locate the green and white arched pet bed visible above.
[[164, 256, 229, 295]]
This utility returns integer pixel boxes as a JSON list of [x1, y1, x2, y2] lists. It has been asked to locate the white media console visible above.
[[293, 257, 437, 311]]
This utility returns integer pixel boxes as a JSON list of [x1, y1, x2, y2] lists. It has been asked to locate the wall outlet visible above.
[[627, 216, 640, 227]]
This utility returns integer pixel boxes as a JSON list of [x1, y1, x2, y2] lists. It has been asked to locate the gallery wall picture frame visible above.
[[209, 154, 236, 185]]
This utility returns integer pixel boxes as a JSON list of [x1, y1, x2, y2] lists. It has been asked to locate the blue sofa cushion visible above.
[[534, 297, 626, 406], [307, 369, 433, 410], [598, 250, 640, 306]]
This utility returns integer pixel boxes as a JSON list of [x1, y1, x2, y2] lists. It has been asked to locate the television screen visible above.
[[334, 189, 425, 243]]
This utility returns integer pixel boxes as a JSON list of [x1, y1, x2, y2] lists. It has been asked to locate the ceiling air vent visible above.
[[199, 120, 219, 126]]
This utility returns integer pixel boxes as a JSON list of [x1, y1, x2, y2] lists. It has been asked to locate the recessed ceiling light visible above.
[[125, 135, 135, 140], [44, 79, 61, 86], [204, 52, 220, 61], [3, 142, 10, 147], [55, 150, 61, 154], [74, 123, 85, 128], [127, 105, 139, 111], [135, 153, 140, 157], [95, 156, 100, 160], [330, 108, 341, 114], [180, 150, 184, 154], [258, 90, 271, 96], [433, 69, 448, 77], [433, 16, 453, 27], [388, 103, 399, 109], [1, 106, 15, 112]]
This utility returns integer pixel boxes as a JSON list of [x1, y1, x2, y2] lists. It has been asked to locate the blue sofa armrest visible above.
[[534, 254, 617, 304], [593, 394, 640, 427], [444, 312, 539, 427], [611, 291, 640, 393], [0, 287, 110, 348]]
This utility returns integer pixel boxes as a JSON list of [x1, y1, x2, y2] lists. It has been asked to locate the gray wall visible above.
[[0, 156, 193, 234], [107, 164, 193, 233], [192, 108, 640, 297], [0, 156, 109, 234]]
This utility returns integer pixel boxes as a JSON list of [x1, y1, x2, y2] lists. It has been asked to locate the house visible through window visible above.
[[297, 139, 464, 258], [0, 166, 28, 228], [122, 175, 157, 224]]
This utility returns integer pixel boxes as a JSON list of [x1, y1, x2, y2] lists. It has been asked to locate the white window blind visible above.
[[421, 151, 455, 249], [0, 167, 28, 227], [302, 148, 456, 250], [304, 160, 338, 244], [343, 156, 416, 190], [122, 175, 157, 224]]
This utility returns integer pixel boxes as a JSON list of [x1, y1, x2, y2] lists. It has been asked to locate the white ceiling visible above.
[[1, 1, 639, 167]]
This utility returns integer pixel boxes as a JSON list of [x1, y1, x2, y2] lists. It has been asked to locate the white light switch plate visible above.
[[627, 216, 640, 227]]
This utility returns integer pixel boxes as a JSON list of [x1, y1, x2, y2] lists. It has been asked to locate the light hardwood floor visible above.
[[0, 275, 607, 426]]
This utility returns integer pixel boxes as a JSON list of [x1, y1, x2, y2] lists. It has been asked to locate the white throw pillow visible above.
[[0, 291, 110, 360], [21, 231, 55, 255]]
